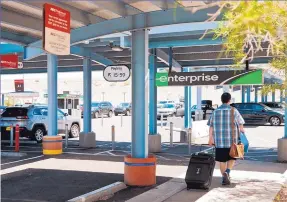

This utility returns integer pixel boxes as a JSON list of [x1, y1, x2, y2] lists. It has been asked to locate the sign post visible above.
[[0, 55, 18, 69], [14, 79, 24, 92], [43, 3, 71, 55], [103, 65, 130, 82]]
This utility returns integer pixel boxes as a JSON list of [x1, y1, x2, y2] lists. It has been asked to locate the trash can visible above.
[[195, 110, 204, 121], [205, 110, 213, 120], [180, 130, 187, 143]]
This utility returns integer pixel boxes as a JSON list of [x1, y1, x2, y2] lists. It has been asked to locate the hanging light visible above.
[[109, 42, 123, 52]]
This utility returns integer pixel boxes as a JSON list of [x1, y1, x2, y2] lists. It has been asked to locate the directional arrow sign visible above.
[[103, 65, 130, 82]]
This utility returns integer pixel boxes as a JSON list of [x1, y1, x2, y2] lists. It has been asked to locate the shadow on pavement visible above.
[[166, 177, 236, 202], [1, 168, 170, 202]]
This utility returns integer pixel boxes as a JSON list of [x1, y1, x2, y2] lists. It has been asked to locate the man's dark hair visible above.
[[221, 92, 231, 104]]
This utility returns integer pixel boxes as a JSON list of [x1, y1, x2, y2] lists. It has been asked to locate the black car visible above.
[[81, 101, 114, 118], [114, 102, 132, 116], [231, 103, 285, 126]]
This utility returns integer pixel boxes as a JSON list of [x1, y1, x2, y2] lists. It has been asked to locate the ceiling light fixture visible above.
[[109, 42, 123, 52]]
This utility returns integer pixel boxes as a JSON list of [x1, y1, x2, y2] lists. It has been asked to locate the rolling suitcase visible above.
[[185, 148, 215, 190]]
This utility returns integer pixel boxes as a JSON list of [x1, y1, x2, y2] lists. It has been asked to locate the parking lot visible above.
[[1, 116, 286, 202], [1, 116, 285, 162]]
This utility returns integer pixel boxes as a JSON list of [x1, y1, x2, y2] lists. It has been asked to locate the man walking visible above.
[[207, 93, 245, 185]]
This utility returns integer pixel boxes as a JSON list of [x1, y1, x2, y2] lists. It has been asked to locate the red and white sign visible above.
[[43, 3, 71, 55], [0, 54, 18, 68], [14, 79, 24, 92]]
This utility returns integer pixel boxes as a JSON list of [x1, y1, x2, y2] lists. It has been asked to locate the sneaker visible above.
[[222, 172, 231, 185]]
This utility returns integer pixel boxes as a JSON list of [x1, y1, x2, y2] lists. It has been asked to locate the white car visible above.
[[157, 103, 177, 120]]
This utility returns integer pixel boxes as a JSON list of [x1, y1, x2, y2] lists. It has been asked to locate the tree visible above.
[[178, 1, 287, 95]]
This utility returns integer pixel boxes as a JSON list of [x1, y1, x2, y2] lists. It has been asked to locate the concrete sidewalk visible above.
[[128, 160, 287, 202]]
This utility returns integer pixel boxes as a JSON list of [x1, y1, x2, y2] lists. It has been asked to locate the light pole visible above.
[[101, 92, 105, 101], [123, 92, 127, 102]]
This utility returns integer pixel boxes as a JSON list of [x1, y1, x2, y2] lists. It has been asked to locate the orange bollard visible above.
[[124, 154, 156, 186], [15, 124, 20, 152]]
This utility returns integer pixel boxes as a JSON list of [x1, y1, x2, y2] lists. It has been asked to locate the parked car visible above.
[[176, 100, 215, 119], [114, 102, 132, 116], [231, 103, 285, 126], [157, 103, 177, 120], [260, 102, 284, 112], [0, 106, 6, 114], [81, 101, 114, 118], [158, 100, 175, 105], [0, 105, 81, 143]]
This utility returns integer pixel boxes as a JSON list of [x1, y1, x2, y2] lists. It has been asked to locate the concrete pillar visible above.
[[184, 68, 192, 128], [197, 87, 202, 109], [47, 54, 58, 136], [272, 91, 275, 102], [254, 86, 258, 103], [131, 29, 149, 158], [80, 57, 96, 148], [83, 57, 92, 133], [261, 90, 264, 102], [278, 84, 287, 161], [241, 86, 245, 103], [265, 95, 268, 102], [149, 48, 161, 153], [246, 86, 251, 102], [1, 94, 4, 106]]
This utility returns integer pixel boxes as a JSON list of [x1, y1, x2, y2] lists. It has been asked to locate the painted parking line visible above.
[[247, 151, 277, 154], [1, 155, 44, 166], [245, 155, 278, 158]]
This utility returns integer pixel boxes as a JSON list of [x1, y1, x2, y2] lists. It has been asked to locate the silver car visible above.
[[0, 105, 81, 143]]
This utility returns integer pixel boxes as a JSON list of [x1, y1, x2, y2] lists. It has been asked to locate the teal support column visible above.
[[261, 90, 264, 102], [246, 86, 251, 102], [254, 87, 258, 103], [47, 54, 58, 136], [131, 29, 149, 158], [197, 87, 202, 109], [280, 90, 283, 103], [184, 68, 192, 128], [83, 57, 92, 133], [241, 86, 245, 103], [149, 49, 157, 135], [272, 91, 275, 102], [265, 95, 268, 102]]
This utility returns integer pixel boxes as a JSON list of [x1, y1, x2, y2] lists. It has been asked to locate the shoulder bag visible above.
[[229, 107, 244, 159]]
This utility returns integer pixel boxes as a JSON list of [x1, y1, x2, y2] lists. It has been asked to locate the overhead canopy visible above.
[[0, 0, 276, 76]]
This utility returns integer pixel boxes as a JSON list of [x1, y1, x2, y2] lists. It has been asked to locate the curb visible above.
[[1, 152, 27, 157], [126, 178, 186, 202], [67, 181, 127, 202]]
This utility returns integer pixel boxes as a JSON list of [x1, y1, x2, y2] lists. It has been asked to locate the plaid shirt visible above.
[[207, 104, 245, 148]]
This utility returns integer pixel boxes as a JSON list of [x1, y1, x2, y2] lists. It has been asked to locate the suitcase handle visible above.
[[199, 144, 215, 154]]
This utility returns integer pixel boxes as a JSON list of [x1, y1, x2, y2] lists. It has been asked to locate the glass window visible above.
[[252, 104, 264, 111], [244, 104, 253, 110], [163, 104, 175, 108], [233, 104, 246, 109], [191, 105, 197, 110], [57, 110, 65, 117], [42, 109, 48, 116], [33, 108, 43, 115], [92, 103, 99, 107], [120, 103, 130, 107], [1, 108, 28, 117]]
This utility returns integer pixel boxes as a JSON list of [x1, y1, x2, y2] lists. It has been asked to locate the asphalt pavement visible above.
[[1, 117, 285, 202]]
